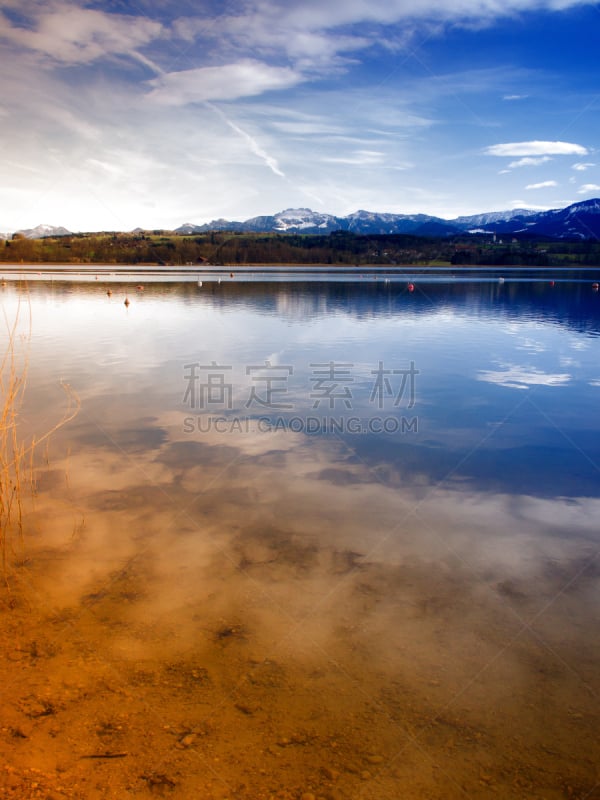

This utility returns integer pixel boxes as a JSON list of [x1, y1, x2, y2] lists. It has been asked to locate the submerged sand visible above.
[[1, 421, 598, 800]]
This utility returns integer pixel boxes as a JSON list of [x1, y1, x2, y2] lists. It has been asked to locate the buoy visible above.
[[593, 282, 599, 291], [107, 288, 112, 297], [230, 272, 234, 278], [498, 277, 505, 283], [549, 280, 555, 287], [408, 283, 415, 292], [198, 280, 203, 287], [124, 297, 130, 306], [136, 284, 144, 290]]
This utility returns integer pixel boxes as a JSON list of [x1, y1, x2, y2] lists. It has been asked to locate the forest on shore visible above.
[[2, 229, 600, 266]]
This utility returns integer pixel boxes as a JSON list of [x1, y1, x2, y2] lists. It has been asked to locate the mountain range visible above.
[[3, 199, 600, 240], [175, 199, 600, 239]]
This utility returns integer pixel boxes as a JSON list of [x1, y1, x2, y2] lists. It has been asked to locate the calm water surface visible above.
[[2, 275, 599, 799]]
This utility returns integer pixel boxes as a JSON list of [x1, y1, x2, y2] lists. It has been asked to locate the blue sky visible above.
[[0, 0, 598, 232]]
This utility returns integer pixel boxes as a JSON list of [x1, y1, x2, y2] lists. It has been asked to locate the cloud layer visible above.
[[0, 0, 598, 229]]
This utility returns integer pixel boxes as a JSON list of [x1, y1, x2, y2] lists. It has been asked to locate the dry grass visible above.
[[0, 293, 79, 575]]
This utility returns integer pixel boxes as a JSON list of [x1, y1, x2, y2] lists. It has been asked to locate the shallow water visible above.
[[1, 275, 599, 799]]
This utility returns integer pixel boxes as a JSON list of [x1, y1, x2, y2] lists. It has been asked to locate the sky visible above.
[[0, 0, 599, 233]]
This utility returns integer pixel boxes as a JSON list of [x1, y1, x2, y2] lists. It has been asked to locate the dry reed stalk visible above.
[[0, 293, 79, 576]]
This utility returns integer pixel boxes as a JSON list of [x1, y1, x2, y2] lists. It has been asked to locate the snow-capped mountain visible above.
[[452, 208, 538, 228], [176, 218, 248, 234], [175, 200, 600, 238], [344, 210, 456, 235], [271, 208, 340, 232], [12, 200, 600, 240], [175, 208, 452, 236], [466, 199, 600, 238], [15, 224, 72, 239], [178, 209, 342, 234]]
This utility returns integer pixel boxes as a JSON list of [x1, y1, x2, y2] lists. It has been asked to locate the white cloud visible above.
[[503, 94, 528, 100], [0, 3, 163, 65], [485, 141, 588, 157], [508, 156, 552, 168], [572, 162, 596, 171], [509, 200, 553, 210], [85, 158, 123, 177], [147, 61, 303, 105], [577, 183, 600, 194], [525, 180, 558, 190], [322, 150, 385, 166], [271, 120, 346, 136], [173, 8, 370, 73]]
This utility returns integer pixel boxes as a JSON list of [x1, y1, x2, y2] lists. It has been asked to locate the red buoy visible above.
[[549, 280, 555, 287], [593, 282, 599, 291], [408, 283, 415, 292]]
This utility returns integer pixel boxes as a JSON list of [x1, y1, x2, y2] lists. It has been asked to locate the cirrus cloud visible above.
[[210, 0, 600, 38]]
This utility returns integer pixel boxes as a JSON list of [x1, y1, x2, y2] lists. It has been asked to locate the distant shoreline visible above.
[[1, 263, 599, 285], [3, 228, 600, 269]]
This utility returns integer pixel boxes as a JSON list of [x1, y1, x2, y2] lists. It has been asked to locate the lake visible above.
[[1, 270, 599, 799]]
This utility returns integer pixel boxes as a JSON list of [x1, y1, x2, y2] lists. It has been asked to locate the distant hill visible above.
[[174, 199, 600, 239]]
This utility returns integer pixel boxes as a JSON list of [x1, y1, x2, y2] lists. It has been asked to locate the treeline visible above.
[[2, 230, 600, 266]]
